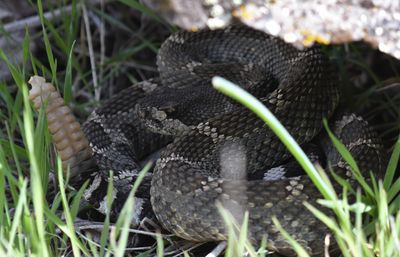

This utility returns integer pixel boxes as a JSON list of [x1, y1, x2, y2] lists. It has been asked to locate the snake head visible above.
[[135, 104, 189, 136]]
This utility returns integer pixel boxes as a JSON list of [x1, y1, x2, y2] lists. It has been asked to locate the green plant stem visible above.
[[212, 76, 335, 201]]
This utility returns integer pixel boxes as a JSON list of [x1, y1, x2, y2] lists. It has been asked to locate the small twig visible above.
[[100, 0, 106, 86], [3, 5, 73, 32], [375, 82, 400, 92], [82, 3, 100, 101], [151, 240, 202, 256], [86, 3, 106, 92], [2, 0, 109, 33], [176, 243, 204, 257], [324, 234, 331, 257], [77, 231, 153, 252], [205, 241, 227, 257], [139, 217, 162, 232], [74, 223, 171, 238]]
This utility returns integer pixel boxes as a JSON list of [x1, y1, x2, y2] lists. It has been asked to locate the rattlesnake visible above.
[[29, 25, 384, 256]]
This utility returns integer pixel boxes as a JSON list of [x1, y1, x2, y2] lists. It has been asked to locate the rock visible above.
[[142, 0, 400, 59]]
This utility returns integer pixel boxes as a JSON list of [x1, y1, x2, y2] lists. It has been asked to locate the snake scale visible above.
[[29, 25, 384, 256]]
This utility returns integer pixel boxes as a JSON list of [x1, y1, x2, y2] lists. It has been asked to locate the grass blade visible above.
[[384, 135, 400, 190], [271, 217, 310, 257], [63, 40, 76, 104], [212, 76, 336, 201]]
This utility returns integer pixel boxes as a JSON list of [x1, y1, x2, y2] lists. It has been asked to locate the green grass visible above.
[[213, 77, 400, 257], [0, 1, 399, 256]]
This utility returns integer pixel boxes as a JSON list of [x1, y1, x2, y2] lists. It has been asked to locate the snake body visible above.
[[145, 26, 382, 255], [29, 25, 384, 256]]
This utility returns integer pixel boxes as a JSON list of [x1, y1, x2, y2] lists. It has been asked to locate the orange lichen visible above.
[[190, 26, 199, 32], [300, 29, 330, 46], [233, 5, 254, 20]]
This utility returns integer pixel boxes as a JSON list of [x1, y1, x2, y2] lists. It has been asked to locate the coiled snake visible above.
[[29, 25, 384, 256]]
